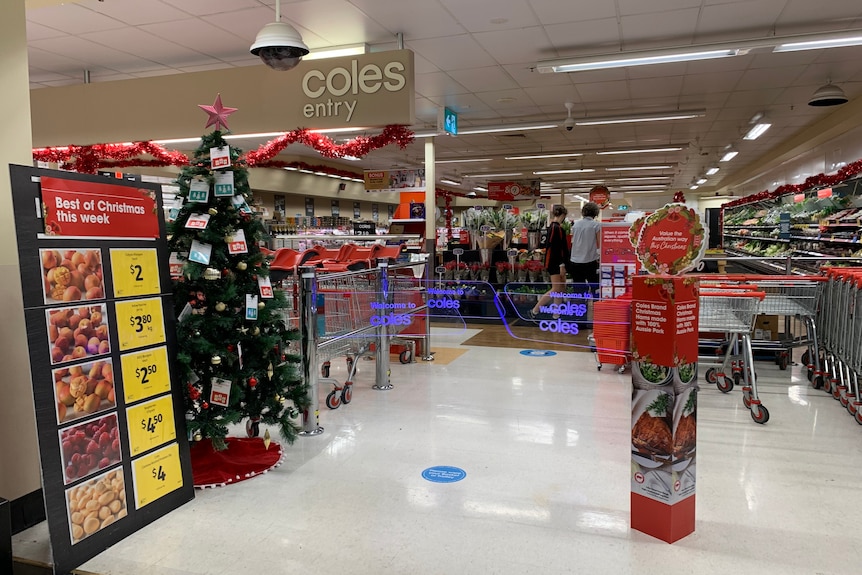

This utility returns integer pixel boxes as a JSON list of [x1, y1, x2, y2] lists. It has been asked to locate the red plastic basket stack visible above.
[[592, 294, 632, 367]]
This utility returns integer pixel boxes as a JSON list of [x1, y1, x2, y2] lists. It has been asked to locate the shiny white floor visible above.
[[14, 326, 862, 575]]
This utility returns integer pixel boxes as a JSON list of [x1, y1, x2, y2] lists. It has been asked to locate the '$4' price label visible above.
[[132, 443, 183, 509], [151, 465, 166, 482]]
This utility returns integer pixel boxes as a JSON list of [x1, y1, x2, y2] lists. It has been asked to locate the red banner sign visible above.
[[487, 180, 541, 201], [41, 176, 160, 238], [590, 187, 610, 208]]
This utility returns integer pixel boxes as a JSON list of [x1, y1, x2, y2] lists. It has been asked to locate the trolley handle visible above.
[[699, 290, 766, 300], [691, 274, 828, 282]]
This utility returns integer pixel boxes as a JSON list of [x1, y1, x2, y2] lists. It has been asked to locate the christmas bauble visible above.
[[215, 302, 227, 312], [236, 261, 248, 271], [257, 301, 265, 310], [208, 207, 218, 216], [193, 431, 202, 441], [211, 355, 221, 365], [203, 267, 220, 281], [248, 376, 258, 388], [201, 401, 209, 409], [252, 327, 260, 336]]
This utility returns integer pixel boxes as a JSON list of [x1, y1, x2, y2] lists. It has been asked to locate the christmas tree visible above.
[[167, 96, 307, 451]]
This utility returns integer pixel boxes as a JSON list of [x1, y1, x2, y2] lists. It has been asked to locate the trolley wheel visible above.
[[832, 385, 842, 400], [855, 409, 862, 426], [847, 402, 857, 416], [325, 389, 341, 410], [801, 350, 811, 366], [399, 350, 412, 364], [807, 368, 814, 382], [597, 364, 603, 371], [751, 404, 770, 424], [717, 377, 734, 394], [705, 368, 718, 384], [840, 394, 850, 408], [341, 382, 353, 404], [823, 378, 833, 394], [742, 393, 752, 409], [618, 364, 627, 374], [811, 375, 824, 389], [245, 419, 260, 438], [778, 353, 789, 371], [321, 362, 331, 378], [733, 372, 743, 387]]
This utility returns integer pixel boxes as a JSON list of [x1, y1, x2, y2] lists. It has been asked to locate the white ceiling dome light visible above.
[[250, 0, 309, 71], [808, 82, 849, 107]]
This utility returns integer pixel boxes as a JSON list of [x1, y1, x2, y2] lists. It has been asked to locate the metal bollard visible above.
[[422, 250, 435, 361], [298, 266, 324, 436], [374, 259, 394, 390]]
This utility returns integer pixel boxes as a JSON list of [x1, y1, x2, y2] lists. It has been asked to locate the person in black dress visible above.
[[530, 205, 568, 318]]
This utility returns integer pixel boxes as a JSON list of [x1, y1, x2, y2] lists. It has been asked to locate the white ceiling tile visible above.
[[448, 67, 519, 93], [139, 19, 252, 60], [407, 35, 497, 71], [681, 70, 744, 95], [747, 50, 821, 69], [620, 8, 700, 46], [79, 0, 191, 26], [627, 76, 685, 99], [41, 78, 84, 88], [527, 0, 617, 24], [735, 66, 805, 91], [159, 0, 261, 16], [544, 18, 621, 54], [273, 0, 393, 45], [131, 69, 185, 79], [437, 0, 539, 32], [348, 0, 466, 40], [27, 4, 126, 35], [412, 53, 441, 75], [80, 28, 209, 68], [696, 0, 788, 36], [28, 70, 77, 83], [776, 0, 862, 27], [473, 26, 553, 66], [575, 80, 631, 103], [201, 7, 286, 46], [27, 46, 86, 73], [414, 72, 470, 98], [501, 64, 576, 88], [473, 87, 537, 109], [528, 87, 582, 108], [25, 21, 66, 41], [29, 36, 157, 70], [625, 61, 690, 80], [617, 0, 703, 16]]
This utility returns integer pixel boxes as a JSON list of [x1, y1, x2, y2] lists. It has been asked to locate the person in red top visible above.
[[530, 205, 569, 319]]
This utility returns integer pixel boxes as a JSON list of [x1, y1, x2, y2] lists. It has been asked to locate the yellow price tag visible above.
[[126, 394, 176, 457], [121, 346, 171, 403], [131, 442, 183, 509], [110, 249, 161, 298], [115, 297, 166, 351]]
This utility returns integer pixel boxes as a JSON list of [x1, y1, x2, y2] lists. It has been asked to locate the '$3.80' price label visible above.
[[131, 442, 183, 509], [115, 297, 166, 351], [109, 248, 160, 298], [126, 394, 176, 457]]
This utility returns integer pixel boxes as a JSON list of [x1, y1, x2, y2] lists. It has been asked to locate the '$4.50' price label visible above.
[[110, 248, 160, 298], [126, 394, 176, 456], [115, 297, 166, 351], [131, 442, 183, 509], [120, 346, 171, 403]]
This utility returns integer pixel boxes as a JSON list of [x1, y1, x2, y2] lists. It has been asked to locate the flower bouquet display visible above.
[[495, 261, 512, 285], [522, 209, 549, 250]]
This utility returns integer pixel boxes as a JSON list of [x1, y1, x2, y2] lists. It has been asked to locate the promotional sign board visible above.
[[487, 180, 541, 201], [9, 166, 194, 575], [599, 223, 639, 299], [364, 169, 426, 192], [589, 185, 611, 209]]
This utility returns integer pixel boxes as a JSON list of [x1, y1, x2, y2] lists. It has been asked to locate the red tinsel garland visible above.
[[32, 125, 415, 175], [673, 191, 686, 203]]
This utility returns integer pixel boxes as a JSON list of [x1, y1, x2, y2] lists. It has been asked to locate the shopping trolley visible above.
[[590, 293, 632, 372], [698, 288, 769, 424]]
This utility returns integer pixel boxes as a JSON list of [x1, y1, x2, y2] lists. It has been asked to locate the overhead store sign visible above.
[[487, 180, 541, 201], [30, 50, 416, 146], [364, 169, 426, 192]]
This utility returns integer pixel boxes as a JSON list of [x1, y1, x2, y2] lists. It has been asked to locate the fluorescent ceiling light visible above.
[[744, 121, 771, 140], [774, 35, 862, 52], [152, 137, 202, 145], [284, 166, 298, 171], [342, 155, 361, 161], [614, 176, 671, 181], [413, 130, 442, 138], [596, 146, 683, 155], [552, 180, 605, 185], [463, 172, 523, 178], [575, 110, 706, 126], [505, 152, 583, 160], [618, 185, 670, 190], [310, 127, 369, 134], [474, 186, 488, 192], [440, 179, 462, 186], [706, 167, 720, 175], [303, 44, 368, 61], [720, 148, 739, 162], [533, 168, 595, 175], [623, 190, 669, 194], [457, 122, 558, 135], [605, 165, 673, 171], [572, 195, 589, 202], [697, 177, 708, 185], [436, 158, 492, 164], [689, 184, 699, 190], [538, 49, 738, 73]]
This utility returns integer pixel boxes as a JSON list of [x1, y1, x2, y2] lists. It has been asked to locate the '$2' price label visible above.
[[130, 264, 144, 281], [109, 248, 160, 298]]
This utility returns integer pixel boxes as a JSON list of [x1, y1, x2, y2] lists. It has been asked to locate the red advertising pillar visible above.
[[629, 202, 706, 543]]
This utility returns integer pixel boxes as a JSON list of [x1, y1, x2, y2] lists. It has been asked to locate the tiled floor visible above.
[[13, 326, 862, 575]]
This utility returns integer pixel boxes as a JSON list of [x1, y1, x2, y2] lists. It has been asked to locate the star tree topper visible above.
[[198, 94, 238, 132]]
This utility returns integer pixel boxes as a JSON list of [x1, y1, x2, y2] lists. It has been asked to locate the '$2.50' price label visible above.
[[126, 394, 176, 457], [131, 442, 183, 509], [120, 346, 171, 403], [115, 297, 166, 351], [109, 248, 160, 298]]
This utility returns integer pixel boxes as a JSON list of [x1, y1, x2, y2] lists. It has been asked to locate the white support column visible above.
[[0, 0, 41, 502], [424, 137, 436, 251]]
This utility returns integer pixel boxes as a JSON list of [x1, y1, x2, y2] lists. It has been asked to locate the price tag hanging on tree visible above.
[[257, 276, 273, 298], [188, 178, 209, 203], [245, 294, 259, 320], [210, 377, 231, 407], [188, 240, 212, 265], [210, 146, 231, 170], [232, 194, 252, 215], [227, 229, 248, 254], [214, 171, 235, 197], [185, 212, 210, 230]]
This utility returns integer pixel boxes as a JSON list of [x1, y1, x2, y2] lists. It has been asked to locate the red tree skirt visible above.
[[190, 437, 284, 488]]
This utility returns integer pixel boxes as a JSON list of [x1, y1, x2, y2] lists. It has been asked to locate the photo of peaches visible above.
[[46, 304, 111, 365], [41, 248, 106, 305], [53, 358, 117, 424]]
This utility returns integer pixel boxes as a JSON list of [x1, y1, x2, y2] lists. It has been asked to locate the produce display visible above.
[[60, 414, 121, 484], [46, 304, 111, 365], [40, 248, 105, 304], [53, 359, 117, 424], [65, 469, 127, 543]]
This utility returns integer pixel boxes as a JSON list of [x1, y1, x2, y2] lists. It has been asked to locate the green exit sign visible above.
[[443, 107, 458, 135]]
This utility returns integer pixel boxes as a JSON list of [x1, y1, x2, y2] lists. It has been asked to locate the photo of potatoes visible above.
[[65, 468, 127, 545], [53, 359, 117, 425], [45, 304, 111, 365], [59, 414, 122, 485], [40, 248, 106, 305]]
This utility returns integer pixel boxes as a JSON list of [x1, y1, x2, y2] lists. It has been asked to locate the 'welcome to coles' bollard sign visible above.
[[629, 202, 706, 543]]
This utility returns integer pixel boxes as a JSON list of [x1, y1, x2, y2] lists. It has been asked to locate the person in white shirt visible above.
[[567, 201, 601, 291]]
